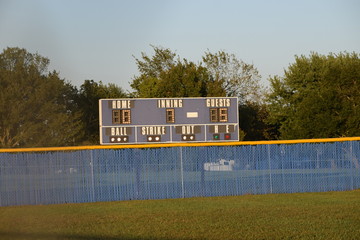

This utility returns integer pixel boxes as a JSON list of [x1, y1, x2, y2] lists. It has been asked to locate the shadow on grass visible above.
[[0, 231, 182, 240]]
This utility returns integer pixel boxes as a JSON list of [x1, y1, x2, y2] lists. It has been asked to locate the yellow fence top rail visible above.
[[1, 137, 360, 153]]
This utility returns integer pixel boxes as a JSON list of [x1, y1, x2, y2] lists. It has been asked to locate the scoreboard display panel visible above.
[[99, 97, 239, 144]]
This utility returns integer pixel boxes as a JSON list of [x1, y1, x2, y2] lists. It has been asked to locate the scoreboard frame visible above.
[[99, 97, 239, 144]]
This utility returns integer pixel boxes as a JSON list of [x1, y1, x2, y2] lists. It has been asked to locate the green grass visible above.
[[1, 190, 360, 240]]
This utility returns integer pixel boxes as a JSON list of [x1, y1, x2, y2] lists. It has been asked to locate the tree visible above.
[[78, 80, 127, 144], [0, 47, 84, 147], [130, 46, 225, 98], [266, 52, 360, 139], [130, 45, 176, 97], [130, 46, 275, 141], [202, 50, 263, 104], [239, 103, 277, 140], [131, 47, 264, 100], [203, 50, 271, 140]]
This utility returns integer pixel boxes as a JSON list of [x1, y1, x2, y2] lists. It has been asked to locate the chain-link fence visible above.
[[1, 139, 359, 206]]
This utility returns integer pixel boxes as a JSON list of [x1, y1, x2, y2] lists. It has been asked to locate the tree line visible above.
[[0, 47, 359, 148]]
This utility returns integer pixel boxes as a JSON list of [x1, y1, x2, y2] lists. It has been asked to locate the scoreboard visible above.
[[99, 97, 239, 144]]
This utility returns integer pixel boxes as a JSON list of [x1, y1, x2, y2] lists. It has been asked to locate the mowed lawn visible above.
[[0, 190, 360, 240]]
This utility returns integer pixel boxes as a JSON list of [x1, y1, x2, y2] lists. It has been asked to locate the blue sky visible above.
[[1, 0, 359, 92]]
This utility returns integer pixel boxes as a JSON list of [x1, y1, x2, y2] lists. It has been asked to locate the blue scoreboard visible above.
[[99, 97, 239, 144]]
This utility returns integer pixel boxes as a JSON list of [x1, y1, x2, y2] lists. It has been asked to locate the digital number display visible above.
[[166, 109, 175, 123], [99, 97, 239, 144], [112, 109, 131, 124]]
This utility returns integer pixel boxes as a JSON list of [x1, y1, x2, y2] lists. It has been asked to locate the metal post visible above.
[[267, 145, 273, 194], [350, 142, 354, 190], [180, 147, 185, 198], [90, 150, 95, 202]]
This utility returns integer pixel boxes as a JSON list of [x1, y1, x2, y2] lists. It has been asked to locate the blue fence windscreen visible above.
[[0, 141, 359, 206]]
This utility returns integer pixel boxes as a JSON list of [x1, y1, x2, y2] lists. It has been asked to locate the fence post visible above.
[[350, 142, 354, 190], [267, 145, 273, 194], [180, 147, 185, 198], [90, 150, 95, 202]]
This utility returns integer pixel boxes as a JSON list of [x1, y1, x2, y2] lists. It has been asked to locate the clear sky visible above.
[[1, 0, 359, 92]]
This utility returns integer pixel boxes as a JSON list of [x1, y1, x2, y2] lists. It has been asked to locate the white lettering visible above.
[[157, 99, 183, 108], [112, 100, 131, 109], [142, 127, 146, 135], [111, 127, 128, 136], [214, 125, 219, 133], [206, 98, 231, 107], [182, 125, 195, 134], [220, 99, 225, 107], [226, 125, 230, 133], [141, 126, 166, 135]]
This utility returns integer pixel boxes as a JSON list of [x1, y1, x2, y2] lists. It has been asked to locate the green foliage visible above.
[[131, 46, 226, 98], [203, 50, 263, 104], [131, 47, 264, 101], [130, 45, 176, 97], [0, 47, 84, 147], [267, 52, 360, 139], [130, 46, 272, 140], [202, 51, 268, 140], [78, 80, 127, 144], [239, 102, 278, 140]]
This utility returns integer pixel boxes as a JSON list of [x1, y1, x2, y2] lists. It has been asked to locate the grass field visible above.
[[0, 190, 360, 240]]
